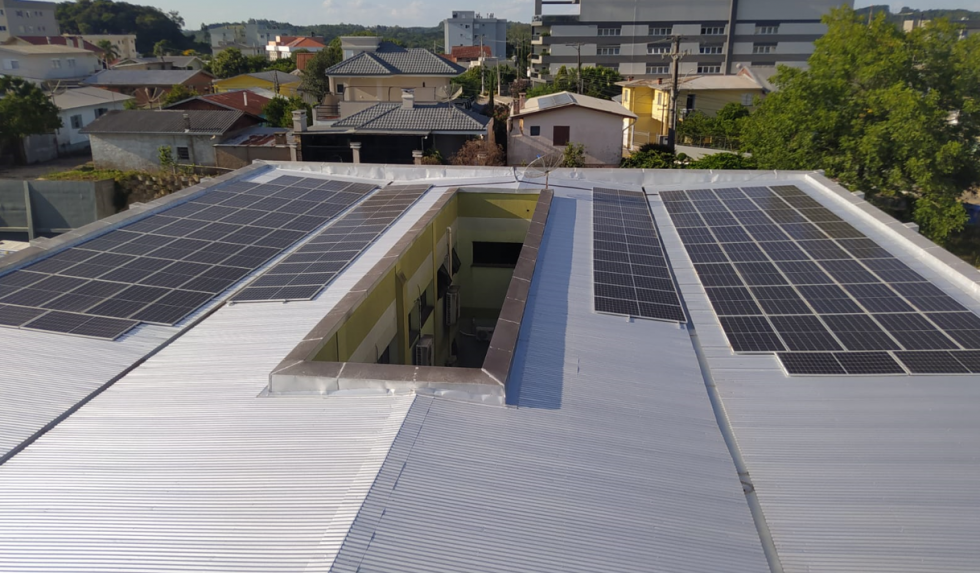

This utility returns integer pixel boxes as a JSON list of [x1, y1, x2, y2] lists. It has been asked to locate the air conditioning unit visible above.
[[415, 335, 434, 366], [445, 285, 461, 326], [475, 326, 495, 342]]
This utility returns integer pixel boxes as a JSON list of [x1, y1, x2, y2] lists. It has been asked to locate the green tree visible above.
[[0, 77, 63, 163], [162, 84, 198, 106], [676, 110, 715, 148], [687, 153, 757, 170], [263, 96, 313, 128], [741, 8, 980, 242], [300, 40, 343, 103], [96, 39, 119, 64], [560, 142, 586, 167], [57, 0, 196, 54], [713, 102, 750, 150], [153, 39, 176, 57], [525, 65, 623, 100], [211, 47, 249, 79]]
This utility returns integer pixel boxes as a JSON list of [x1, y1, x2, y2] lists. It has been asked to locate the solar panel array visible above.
[[660, 185, 980, 376], [0, 175, 377, 340], [232, 184, 430, 302], [592, 187, 686, 322]]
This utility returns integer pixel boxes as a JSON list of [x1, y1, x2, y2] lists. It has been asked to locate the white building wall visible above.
[[0, 0, 59, 41], [0, 50, 101, 82], [81, 34, 138, 59], [90, 133, 219, 171], [509, 107, 625, 167], [443, 10, 507, 57]]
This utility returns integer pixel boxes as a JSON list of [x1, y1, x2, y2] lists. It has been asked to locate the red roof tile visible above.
[[450, 45, 491, 60], [15, 36, 104, 54], [201, 91, 272, 117]]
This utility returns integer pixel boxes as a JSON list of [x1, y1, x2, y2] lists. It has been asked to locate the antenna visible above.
[[519, 152, 564, 190]]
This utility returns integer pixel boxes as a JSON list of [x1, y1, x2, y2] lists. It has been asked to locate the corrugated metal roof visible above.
[[81, 109, 246, 135], [83, 69, 209, 86], [0, 174, 450, 571], [328, 102, 490, 133], [243, 70, 302, 84], [515, 91, 637, 119], [330, 186, 769, 573], [51, 86, 133, 110], [325, 45, 465, 77]]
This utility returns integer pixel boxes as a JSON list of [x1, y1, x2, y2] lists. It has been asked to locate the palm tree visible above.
[[96, 40, 119, 68]]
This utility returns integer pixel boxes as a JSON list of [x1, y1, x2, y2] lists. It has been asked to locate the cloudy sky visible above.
[[148, 1, 980, 30]]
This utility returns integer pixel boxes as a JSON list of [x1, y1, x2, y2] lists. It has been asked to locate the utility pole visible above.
[[480, 35, 486, 95], [666, 34, 684, 150], [563, 43, 585, 94]]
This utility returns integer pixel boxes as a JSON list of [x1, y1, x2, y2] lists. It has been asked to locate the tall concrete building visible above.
[[444, 11, 507, 58], [530, 0, 851, 80], [0, 0, 59, 41]]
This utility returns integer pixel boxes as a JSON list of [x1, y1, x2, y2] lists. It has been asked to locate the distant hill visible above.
[[854, 5, 980, 23]]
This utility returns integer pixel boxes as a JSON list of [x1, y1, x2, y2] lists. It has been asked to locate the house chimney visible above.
[[517, 92, 526, 115], [401, 89, 415, 110], [243, 92, 248, 108], [292, 109, 308, 132], [182, 113, 191, 132]]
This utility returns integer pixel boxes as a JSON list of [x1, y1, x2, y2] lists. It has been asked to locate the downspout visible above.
[[724, 0, 739, 74]]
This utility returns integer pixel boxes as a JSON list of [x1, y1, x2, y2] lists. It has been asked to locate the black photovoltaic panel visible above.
[[591, 188, 686, 323], [0, 174, 380, 339], [895, 351, 970, 374], [231, 184, 430, 303], [662, 184, 980, 376]]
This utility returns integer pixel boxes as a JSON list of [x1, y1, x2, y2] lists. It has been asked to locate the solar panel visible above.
[[231, 184, 430, 303], [661, 183, 980, 375], [0, 174, 382, 338], [894, 351, 970, 374], [589, 188, 687, 323]]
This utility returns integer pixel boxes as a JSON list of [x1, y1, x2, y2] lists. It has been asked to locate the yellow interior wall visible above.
[[311, 192, 539, 366]]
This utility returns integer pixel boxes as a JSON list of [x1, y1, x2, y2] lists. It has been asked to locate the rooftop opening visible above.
[[267, 187, 552, 405]]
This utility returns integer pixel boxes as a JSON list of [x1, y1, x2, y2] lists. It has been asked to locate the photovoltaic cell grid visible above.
[[231, 184, 431, 302], [660, 184, 980, 376], [592, 187, 686, 322], [0, 175, 378, 340]]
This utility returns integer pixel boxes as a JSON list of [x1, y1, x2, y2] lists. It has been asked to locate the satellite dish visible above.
[[519, 151, 564, 189], [44, 80, 68, 96]]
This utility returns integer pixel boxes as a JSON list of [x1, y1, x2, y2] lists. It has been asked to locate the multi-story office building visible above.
[[210, 23, 286, 57], [530, 0, 851, 80], [444, 11, 507, 58], [0, 0, 59, 41]]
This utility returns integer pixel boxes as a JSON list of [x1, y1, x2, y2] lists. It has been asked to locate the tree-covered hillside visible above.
[[57, 0, 202, 54]]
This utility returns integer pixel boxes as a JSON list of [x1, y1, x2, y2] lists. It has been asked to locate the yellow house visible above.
[[620, 69, 768, 149], [212, 71, 302, 97]]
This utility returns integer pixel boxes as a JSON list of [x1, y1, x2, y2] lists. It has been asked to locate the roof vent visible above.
[[401, 89, 415, 110]]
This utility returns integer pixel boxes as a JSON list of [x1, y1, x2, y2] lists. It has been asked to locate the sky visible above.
[[138, 0, 980, 30]]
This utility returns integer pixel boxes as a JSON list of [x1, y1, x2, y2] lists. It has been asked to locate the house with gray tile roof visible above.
[[81, 110, 263, 171], [322, 37, 467, 121], [298, 90, 490, 164]]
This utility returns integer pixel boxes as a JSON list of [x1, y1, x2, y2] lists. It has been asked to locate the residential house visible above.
[[508, 91, 636, 167], [5, 34, 104, 55], [76, 33, 137, 59], [82, 69, 215, 106], [0, 0, 59, 41], [210, 23, 285, 56], [530, 0, 848, 81], [0, 43, 100, 82], [112, 55, 206, 71], [213, 70, 302, 97], [444, 11, 507, 57], [297, 89, 490, 164], [81, 109, 263, 170], [51, 86, 133, 154], [163, 90, 271, 121], [265, 35, 326, 61], [619, 70, 766, 148], [213, 126, 293, 169], [323, 37, 466, 119]]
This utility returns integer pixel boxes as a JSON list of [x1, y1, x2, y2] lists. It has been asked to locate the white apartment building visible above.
[[79, 34, 138, 59], [210, 23, 286, 56], [530, 0, 852, 80], [444, 11, 507, 58], [0, 0, 59, 41]]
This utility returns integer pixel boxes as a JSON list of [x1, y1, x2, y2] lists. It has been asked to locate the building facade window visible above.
[[701, 26, 725, 35], [741, 93, 755, 106], [650, 26, 672, 36], [51, 59, 61, 68], [700, 45, 723, 54], [530, 125, 541, 136], [176, 147, 190, 160], [752, 44, 776, 54], [646, 65, 669, 74], [67, 58, 76, 68], [697, 65, 722, 74], [3, 59, 19, 69], [95, 108, 109, 118], [756, 25, 779, 35], [597, 46, 621, 56], [648, 44, 669, 54], [598, 27, 621, 36], [553, 125, 570, 146], [70, 115, 83, 129]]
